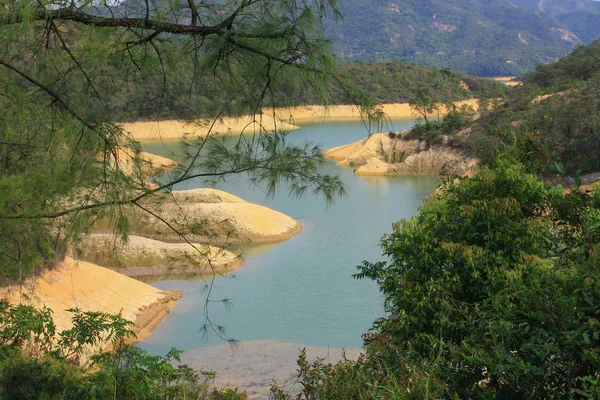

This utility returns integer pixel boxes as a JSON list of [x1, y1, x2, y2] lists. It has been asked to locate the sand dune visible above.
[[0, 257, 181, 347]]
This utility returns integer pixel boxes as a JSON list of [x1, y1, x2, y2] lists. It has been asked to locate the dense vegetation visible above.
[[115, 60, 506, 121], [0, 301, 246, 399], [465, 40, 600, 175], [323, 0, 579, 76], [271, 39, 600, 400], [511, 0, 600, 44], [275, 161, 600, 398]]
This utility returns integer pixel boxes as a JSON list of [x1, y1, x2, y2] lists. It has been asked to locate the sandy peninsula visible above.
[[122, 188, 303, 245], [0, 257, 181, 346]]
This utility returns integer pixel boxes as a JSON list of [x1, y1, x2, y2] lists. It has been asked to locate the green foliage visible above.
[[405, 108, 474, 149], [352, 162, 600, 398], [310, 62, 504, 107], [0, 0, 347, 284], [524, 40, 600, 90], [0, 302, 247, 399], [279, 162, 600, 399], [467, 41, 600, 176]]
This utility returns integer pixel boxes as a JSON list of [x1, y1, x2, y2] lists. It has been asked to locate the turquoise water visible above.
[[139, 119, 438, 355]]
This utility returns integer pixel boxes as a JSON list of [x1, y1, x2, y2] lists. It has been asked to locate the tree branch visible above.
[[6, 8, 235, 37], [0, 59, 97, 131]]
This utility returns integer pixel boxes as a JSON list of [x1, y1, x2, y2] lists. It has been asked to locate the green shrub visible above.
[[0, 303, 245, 399]]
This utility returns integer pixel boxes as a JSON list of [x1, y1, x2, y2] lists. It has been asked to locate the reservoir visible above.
[[139, 119, 438, 394]]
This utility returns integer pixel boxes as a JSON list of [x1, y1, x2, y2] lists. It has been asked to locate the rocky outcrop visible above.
[[324, 133, 477, 176]]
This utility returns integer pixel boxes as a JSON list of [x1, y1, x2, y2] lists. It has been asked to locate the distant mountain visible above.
[[324, 0, 581, 76], [509, 0, 600, 44]]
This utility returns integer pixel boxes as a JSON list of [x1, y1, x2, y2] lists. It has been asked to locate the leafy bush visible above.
[[354, 162, 600, 398], [0, 302, 246, 399]]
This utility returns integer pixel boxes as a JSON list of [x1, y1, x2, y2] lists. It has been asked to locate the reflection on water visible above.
[[138, 119, 437, 391]]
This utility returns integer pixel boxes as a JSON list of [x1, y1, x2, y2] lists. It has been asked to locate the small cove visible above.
[[138, 119, 438, 395]]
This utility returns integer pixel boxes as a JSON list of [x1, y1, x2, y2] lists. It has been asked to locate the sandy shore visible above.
[[0, 257, 181, 348], [121, 115, 299, 141], [121, 101, 480, 142], [268, 100, 479, 123]]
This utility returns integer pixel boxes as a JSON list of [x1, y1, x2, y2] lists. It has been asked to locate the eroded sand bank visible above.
[[76, 234, 242, 278], [0, 257, 181, 344], [121, 116, 299, 141], [324, 132, 477, 176], [122, 188, 303, 245]]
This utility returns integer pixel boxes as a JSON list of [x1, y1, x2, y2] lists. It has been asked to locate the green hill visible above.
[[325, 0, 580, 76], [510, 0, 600, 44], [465, 40, 600, 175]]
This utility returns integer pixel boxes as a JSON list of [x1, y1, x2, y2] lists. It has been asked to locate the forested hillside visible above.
[[511, 0, 600, 44], [112, 60, 505, 121], [464, 40, 600, 175], [325, 0, 580, 76]]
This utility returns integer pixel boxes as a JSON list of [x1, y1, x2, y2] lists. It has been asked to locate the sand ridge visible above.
[[121, 115, 299, 141], [126, 188, 304, 245], [0, 257, 181, 346]]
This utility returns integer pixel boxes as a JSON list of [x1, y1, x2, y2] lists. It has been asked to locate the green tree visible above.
[[354, 161, 600, 398]]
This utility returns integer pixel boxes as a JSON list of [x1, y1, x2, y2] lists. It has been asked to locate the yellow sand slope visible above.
[[121, 116, 299, 141], [77, 234, 242, 277], [0, 257, 180, 343], [125, 188, 303, 244]]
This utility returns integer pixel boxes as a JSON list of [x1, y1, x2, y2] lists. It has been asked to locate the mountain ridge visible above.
[[324, 0, 581, 76]]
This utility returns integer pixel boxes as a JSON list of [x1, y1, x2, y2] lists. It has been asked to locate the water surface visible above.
[[138, 119, 437, 382]]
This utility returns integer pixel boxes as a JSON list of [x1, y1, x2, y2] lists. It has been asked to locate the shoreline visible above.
[[267, 100, 479, 123], [0, 258, 182, 348], [123, 101, 480, 142]]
